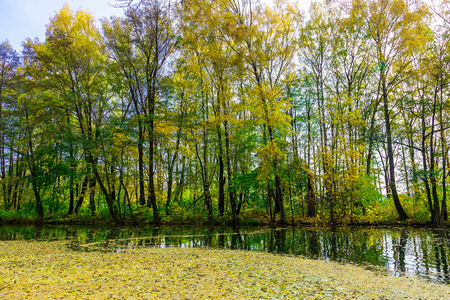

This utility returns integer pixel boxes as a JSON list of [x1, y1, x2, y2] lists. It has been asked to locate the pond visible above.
[[1, 225, 449, 285]]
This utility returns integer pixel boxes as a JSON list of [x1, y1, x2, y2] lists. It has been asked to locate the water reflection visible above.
[[1, 225, 450, 284]]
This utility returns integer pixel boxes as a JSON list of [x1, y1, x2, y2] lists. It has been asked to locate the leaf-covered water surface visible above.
[[1, 240, 449, 299]]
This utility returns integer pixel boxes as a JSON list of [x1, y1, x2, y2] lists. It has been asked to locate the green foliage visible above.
[[1, 0, 450, 227], [353, 176, 382, 207]]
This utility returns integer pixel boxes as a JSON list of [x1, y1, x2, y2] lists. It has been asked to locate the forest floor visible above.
[[1, 240, 449, 299]]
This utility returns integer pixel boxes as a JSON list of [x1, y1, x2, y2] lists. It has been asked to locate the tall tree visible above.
[[358, 0, 429, 220], [103, 0, 176, 224], [0, 41, 20, 210], [217, 0, 300, 223], [34, 4, 122, 223]]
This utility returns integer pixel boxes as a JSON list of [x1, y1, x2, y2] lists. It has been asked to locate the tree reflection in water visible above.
[[1, 225, 450, 284]]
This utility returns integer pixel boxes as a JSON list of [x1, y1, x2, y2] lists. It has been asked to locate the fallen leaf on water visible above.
[[0, 240, 449, 299]]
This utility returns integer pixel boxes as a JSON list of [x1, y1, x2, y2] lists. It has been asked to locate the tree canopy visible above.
[[1, 0, 450, 226]]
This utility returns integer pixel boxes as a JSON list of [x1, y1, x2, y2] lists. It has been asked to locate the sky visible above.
[[0, 0, 312, 52], [0, 0, 124, 50]]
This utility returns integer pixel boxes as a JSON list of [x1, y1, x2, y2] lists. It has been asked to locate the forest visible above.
[[0, 0, 450, 227]]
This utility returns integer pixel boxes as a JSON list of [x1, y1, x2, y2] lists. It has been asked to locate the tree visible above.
[[34, 4, 122, 223], [217, 0, 300, 223], [103, 0, 176, 224], [0, 41, 20, 211], [358, 0, 429, 220]]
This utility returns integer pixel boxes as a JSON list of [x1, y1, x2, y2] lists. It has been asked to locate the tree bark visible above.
[[166, 128, 181, 213], [224, 118, 238, 223], [90, 158, 122, 225], [89, 175, 96, 215], [268, 125, 286, 224], [217, 125, 225, 217], [429, 86, 441, 226], [74, 175, 89, 215], [382, 74, 408, 220], [147, 88, 160, 225], [440, 84, 448, 221], [138, 120, 146, 206]]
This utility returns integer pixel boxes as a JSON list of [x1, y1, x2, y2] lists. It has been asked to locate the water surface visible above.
[[1, 225, 449, 284]]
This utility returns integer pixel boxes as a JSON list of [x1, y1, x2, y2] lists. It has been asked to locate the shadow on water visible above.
[[1, 225, 450, 284]]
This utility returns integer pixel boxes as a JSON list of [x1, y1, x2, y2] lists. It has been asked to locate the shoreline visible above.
[[0, 216, 448, 229]]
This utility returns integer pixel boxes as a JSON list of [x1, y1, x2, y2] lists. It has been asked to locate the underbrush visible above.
[[0, 198, 444, 227]]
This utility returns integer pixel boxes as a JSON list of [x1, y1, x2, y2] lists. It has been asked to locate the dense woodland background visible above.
[[1, 0, 450, 226]]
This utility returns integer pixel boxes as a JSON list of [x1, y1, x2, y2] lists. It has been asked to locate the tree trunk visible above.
[[67, 109, 75, 215], [32, 180, 44, 222], [224, 119, 238, 223], [268, 125, 286, 224], [202, 134, 213, 221], [382, 75, 408, 220], [217, 126, 225, 217], [74, 175, 89, 214], [147, 110, 160, 225], [138, 120, 146, 206], [366, 92, 381, 176], [166, 129, 181, 213], [429, 86, 441, 226], [401, 146, 410, 196], [68, 150, 75, 215], [174, 156, 186, 203], [306, 101, 316, 217], [0, 93, 5, 210], [306, 174, 316, 217], [196, 86, 213, 221], [440, 84, 448, 221], [90, 158, 122, 225], [89, 175, 96, 215], [166, 161, 174, 212]]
